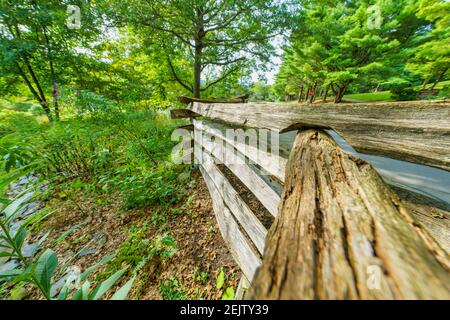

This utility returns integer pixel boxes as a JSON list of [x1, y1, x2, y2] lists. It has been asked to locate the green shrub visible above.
[[57, 89, 120, 118], [390, 83, 418, 101], [159, 277, 189, 300], [438, 85, 450, 99], [120, 164, 185, 209]]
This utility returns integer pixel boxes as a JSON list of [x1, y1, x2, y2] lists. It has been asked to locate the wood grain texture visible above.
[[193, 119, 288, 181], [199, 165, 261, 281], [189, 101, 450, 171], [405, 203, 450, 254], [236, 275, 251, 300], [170, 109, 200, 119], [201, 149, 267, 254], [195, 122, 281, 216], [248, 129, 450, 300]]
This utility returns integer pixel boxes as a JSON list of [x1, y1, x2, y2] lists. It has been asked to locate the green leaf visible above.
[[0, 251, 16, 258], [20, 209, 54, 234], [110, 276, 136, 300], [14, 227, 27, 249], [36, 231, 51, 249], [57, 286, 69, 300], [0, 197, 9, 206], [80, 254, 115, 281], [216, 269, 225, 290], [72, 280, 91, 300], [89, 268, 128, 300], [221, 287, 235, 300], [0, 165, 34, 194], [3, 191, 34, 222], [34, 249, 58, 298], [54, 221, 87, 245], [0, 268, 23, 280], [21, 231, 50, 259]]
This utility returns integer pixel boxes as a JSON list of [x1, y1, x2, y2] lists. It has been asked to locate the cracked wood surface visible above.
[[188, 101, 450, 172], [248, 129, 450, 300]]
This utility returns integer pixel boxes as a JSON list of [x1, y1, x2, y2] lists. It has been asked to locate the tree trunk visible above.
[[298, 86, 304, 102], [305, 87, 311, 102], [52, 82, 60, 120], [422, 78, 430, 90], [193, 44, 202, 98], [193, 8, 205, 99], [41, 15, 59, 120], [374, 84, 380, 92], [14, 62, 52, 121], [431, 68, 448, 90], [40, 101, 53, 121], [248, 129, 450, 300], [323, 85, 330, 102], [308, 80, 318, 104], [334, 85, 347, 103]]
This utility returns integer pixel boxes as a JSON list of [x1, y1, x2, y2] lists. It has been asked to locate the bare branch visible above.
[[201, 66, 240, 91], [167, 57, 193, 92]]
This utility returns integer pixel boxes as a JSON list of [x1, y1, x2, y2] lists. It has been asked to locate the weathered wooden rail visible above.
[[171, 98, 450, 300]]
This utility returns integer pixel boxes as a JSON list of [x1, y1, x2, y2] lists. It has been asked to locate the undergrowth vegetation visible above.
[[0, 95, 193, 300], [1, 96, 187, 209]]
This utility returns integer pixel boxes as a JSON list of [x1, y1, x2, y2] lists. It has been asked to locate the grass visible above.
[[343, 91, 393, 102], [343, 80, 450, 102], [434, 80, 450, 89]]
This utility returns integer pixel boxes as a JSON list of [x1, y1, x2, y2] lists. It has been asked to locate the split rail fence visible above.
[[171, 97, 450, 300]]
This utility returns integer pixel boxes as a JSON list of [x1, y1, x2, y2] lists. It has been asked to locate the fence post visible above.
[[248, 129, 450, 300]]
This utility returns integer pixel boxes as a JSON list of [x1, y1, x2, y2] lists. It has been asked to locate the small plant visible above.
[[0, 192, 133, 300], [192, 268, 209, 284], [151, 210, 167, 228], [215, 268, 235, 300], [120, 164, 184, 209], [0, 145, 37, 172], [99, 224, 177, 282], [159, 276, 189, 300]]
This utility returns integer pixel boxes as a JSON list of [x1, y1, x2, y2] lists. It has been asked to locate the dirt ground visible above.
[[27, 171, 241, 300]]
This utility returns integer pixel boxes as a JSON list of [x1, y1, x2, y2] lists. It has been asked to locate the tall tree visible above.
[[407, 0, 450, 89], [276, 0, 427, 102], [112, 0, 289, 98], [0, 0, 103, 120]]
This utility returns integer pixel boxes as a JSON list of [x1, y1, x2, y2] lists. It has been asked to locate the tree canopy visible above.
[[274, 0, 449, 102], [0, 0, 448, 114], [110, 0, 290, 98], [0, 0, 105, 119]]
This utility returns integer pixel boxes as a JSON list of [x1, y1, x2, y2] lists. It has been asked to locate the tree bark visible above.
[[248, 129, 450, 300], [14, 62, 52, 120], [298, 85, 304, 102], [334, 85, 347, 103], [193, 8, 206, 99], [305, 87, 311, 102], [42, 25, 59, 120], [52, 82, 59, 120], [308, 80, 318, 104], [11, 23, 51, 119], [323, 84, 330, 102], [194, 44, 202, 98]]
